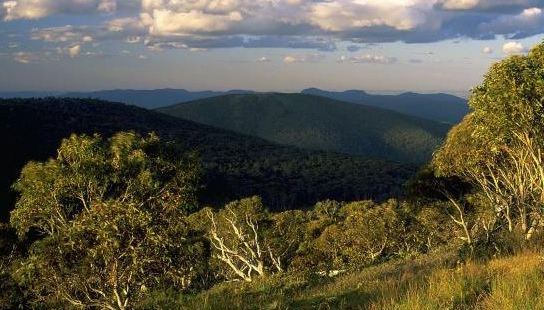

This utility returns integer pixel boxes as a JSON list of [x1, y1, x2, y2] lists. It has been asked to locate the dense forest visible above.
[[159, 93, 450, 164], [1, 42, 544, 309], [0, 99, 412, 221]]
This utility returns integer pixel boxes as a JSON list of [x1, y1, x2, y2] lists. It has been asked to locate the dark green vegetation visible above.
[[2, 43, 544, 310], [159, 93, 450, 164], [0, 98, 412, 222], [302, 88, 469, 124]]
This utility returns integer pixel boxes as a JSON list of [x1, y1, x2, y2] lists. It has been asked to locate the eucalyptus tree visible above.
[[10, 132, 206, 309], [434, 42, 544, 239]]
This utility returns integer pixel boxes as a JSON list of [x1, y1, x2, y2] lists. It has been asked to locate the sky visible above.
[[0, 0, 543, 93]]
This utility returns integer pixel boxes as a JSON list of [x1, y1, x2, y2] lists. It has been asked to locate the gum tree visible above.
[[10, 132, 206, 309]]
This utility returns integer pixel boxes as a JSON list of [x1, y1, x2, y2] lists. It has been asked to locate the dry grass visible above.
[[138, 251, 544, 310]]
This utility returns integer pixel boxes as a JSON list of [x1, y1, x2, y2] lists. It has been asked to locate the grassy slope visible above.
[[159, 93, 451, 164], [0, 98, 414, 221], [141, 251, 544, 310]]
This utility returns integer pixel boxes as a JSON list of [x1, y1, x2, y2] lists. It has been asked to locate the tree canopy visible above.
[[10, 132, 205, 309], [434, 42, 544, 177]]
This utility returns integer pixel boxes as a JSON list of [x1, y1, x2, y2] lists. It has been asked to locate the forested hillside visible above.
[[0, 98, 413, 222], [302, 88, 469, 124], [159, 93, 450, 164]]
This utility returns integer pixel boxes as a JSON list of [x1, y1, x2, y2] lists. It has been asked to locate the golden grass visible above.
[[139, 251, 544, 310]]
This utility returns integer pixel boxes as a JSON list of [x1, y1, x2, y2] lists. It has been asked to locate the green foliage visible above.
[[9, 132, 206, 309], [310, 200, 402, 269], [158, 93, 450, 164], [434, 42, 544, 177], [431, 42, 544, 252]]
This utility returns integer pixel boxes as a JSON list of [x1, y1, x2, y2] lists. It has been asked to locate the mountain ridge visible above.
[[0, 88, 468, 123], [301, 88, 469, 124], [158, 93, 450, 164]]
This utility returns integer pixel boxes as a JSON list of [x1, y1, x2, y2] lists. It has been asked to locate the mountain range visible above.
[[301, 88, 469, 124], [0, 88, 469, 123], [159, 93, 451, 164]]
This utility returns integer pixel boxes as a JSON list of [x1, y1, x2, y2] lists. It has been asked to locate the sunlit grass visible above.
[[139, 251, 544, 309]]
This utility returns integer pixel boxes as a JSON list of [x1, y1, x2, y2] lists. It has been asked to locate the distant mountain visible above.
[[62, 89, 255, 109], [0, 97, 414, 222], [0, 88, 469, 123], [159, 93, 451, 164], [0, 89, 254, 109], [301, 88, 469, 124], [0, 91, 63, 98]]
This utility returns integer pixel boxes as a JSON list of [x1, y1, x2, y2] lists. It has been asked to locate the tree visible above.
[[433, 42, 544, 240], [10, 132, 206, 309], [312, 200, 404, 269], [203, 197, 284, 282], [434, 42, 544, 178]]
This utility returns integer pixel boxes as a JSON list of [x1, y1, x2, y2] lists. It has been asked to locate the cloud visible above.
[[257, 56, 271, 62], [482, 46, 493, 54], [4, 0, 544, 51], [502, 41, 527, 54], [67, 45, 81, 57], [338, 54, 397, 64], [478, 7, 544, 38], [436, 0, 541, 11], [13, 51, 36, 63], [1, 0, 138, 21], [283, 53, 324, 63], [308, 1, 432, 32]]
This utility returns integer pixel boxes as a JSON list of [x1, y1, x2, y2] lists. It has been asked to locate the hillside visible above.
[[302, 88, 469, 124], [158, 93, 450, 164], [0, 98, 413, 222]]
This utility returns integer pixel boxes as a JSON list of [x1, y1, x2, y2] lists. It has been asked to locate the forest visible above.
[[1, 43, 544, 309]]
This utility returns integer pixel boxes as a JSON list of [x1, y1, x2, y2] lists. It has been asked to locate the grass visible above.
[[138, 251, 544, 309]]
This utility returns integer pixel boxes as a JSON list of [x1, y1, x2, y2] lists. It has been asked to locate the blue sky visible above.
[[0, 0, 543, 93]]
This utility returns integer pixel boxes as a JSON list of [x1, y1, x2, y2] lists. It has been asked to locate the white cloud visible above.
[[482, 46, 493, 54], [438, 0, 539, 11], [439, 0, 480, 10], [502, 42, 526, 55], [1, 0, 133, 21], [143, 9, 243, 36], [4, 0, 544, 51], [125, 36, 142, 44], [308, 1, 432, 32], [338, 54, 397, 64], [68, 45, 81, 57], [283, 53, 324, 63], [31, 25, 90, 43], [13, 51, 36, 63], [478, 6, 543, 36]]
